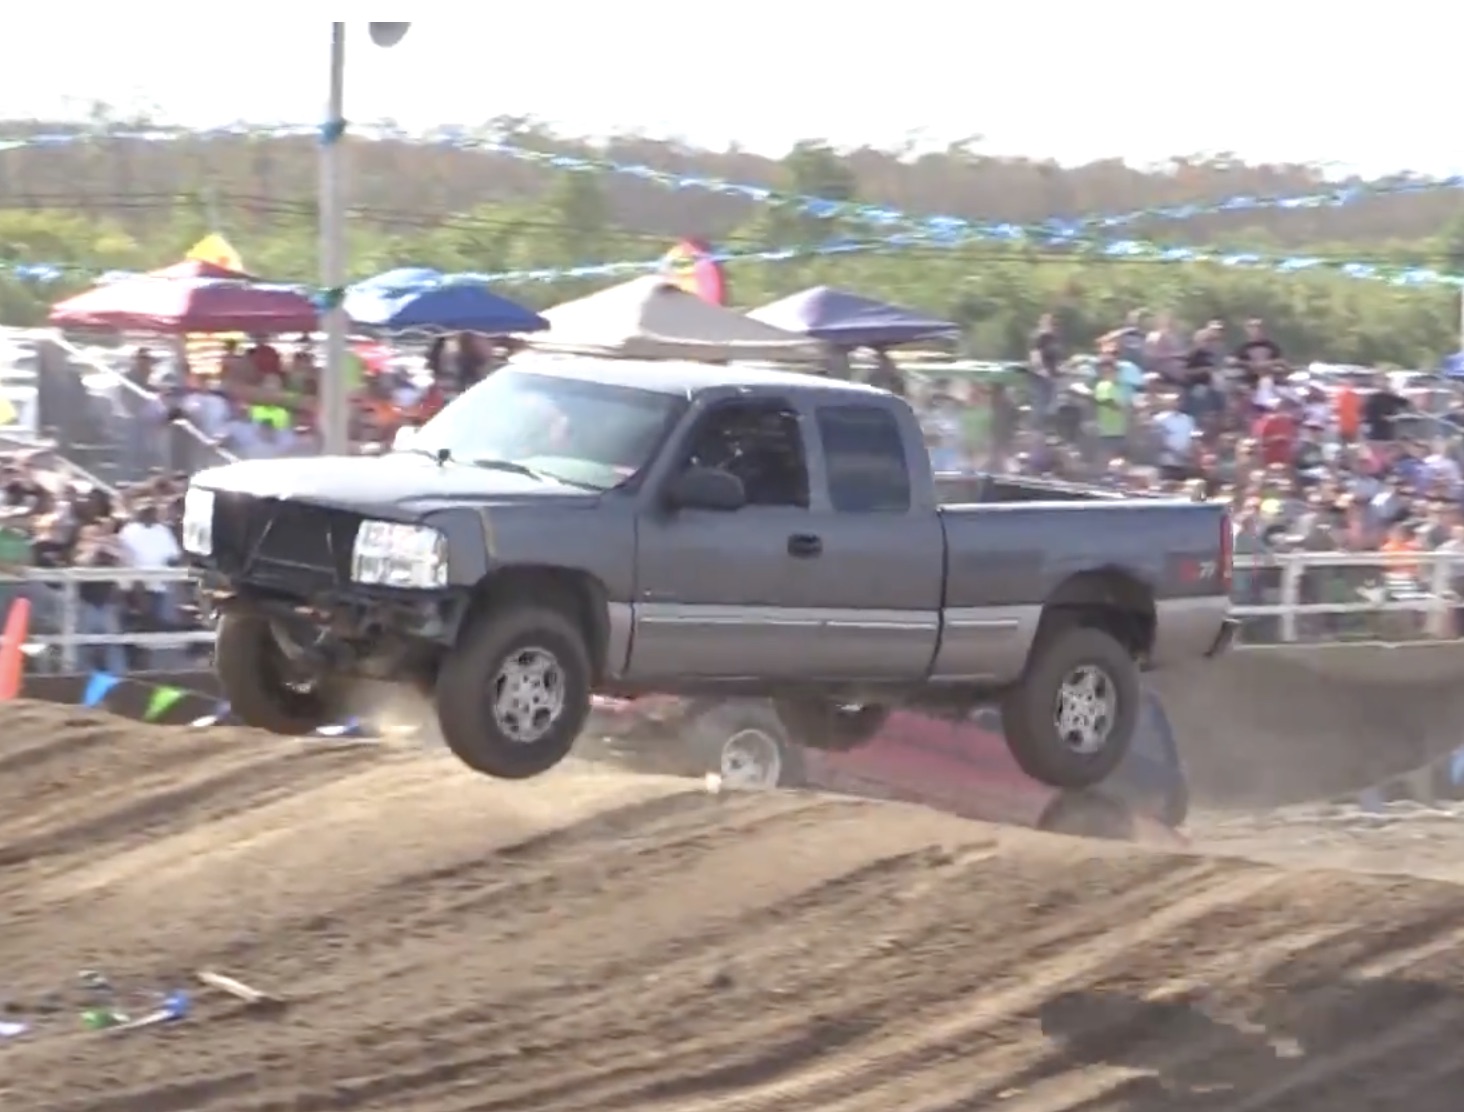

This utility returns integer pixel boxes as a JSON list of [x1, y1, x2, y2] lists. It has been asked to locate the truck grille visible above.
[[213, 493, 363, 585]]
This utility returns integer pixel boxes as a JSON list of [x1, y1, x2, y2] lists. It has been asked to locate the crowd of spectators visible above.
[[7, 310, 1464, 673], [894, 309, 1464, 642], [0, 449, 193, 672], [120, 331, 512, 470]]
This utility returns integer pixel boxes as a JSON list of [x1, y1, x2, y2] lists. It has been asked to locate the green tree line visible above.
[[0, 112, 1462, 365]]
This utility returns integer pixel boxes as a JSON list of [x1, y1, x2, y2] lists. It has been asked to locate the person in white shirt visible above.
[[118, 500, 183, 667], [1153, 394, 1197, 481]]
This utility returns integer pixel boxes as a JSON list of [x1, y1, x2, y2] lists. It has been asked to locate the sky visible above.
[[0, 4, 1454, 178]]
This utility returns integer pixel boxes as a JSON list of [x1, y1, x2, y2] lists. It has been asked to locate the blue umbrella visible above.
[[345, 268, 548, 334], [748, 286, 956, 348]]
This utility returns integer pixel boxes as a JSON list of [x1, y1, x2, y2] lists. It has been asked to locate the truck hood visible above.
[[192, 453, 600, 514]]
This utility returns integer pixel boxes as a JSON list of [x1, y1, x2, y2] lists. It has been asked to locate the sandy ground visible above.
[[6, 700, 1464, 1112]]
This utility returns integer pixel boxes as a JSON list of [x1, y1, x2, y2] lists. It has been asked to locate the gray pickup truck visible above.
[[183, 355, 1235, 790]]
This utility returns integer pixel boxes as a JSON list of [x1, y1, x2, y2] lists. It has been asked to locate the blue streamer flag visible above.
[[82, 671, 122, 708], [1, 124, 1460, 292]]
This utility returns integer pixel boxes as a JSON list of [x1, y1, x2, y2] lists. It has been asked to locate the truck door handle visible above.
[[787, 533, 822, 558]]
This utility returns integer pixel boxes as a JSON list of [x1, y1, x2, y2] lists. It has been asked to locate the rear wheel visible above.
[[214, 610, 345, 735], [1000, 626, 1139, 790], [435, 603, 591, 780], [773, 698, 890, 753]]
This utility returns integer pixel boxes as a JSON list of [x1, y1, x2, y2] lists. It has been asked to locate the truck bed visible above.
[[935, 472, 1134, 506], [926, 475, 1230, 678]]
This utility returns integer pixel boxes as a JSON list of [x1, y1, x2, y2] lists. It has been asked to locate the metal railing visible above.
[[0, 566, 213, 672], [1231, 549, 1464, 643]]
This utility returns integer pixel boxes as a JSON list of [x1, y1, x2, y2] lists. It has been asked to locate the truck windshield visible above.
[[408, 370, 685, 491]]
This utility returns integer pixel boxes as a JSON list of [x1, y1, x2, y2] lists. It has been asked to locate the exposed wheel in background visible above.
[[689, 701, 804, 790]]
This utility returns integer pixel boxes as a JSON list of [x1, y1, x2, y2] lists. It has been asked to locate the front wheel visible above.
[[1000, 626, 1139, 790], [773, 698, 890, 753], [214, 610, 344, 735], [435, 604, 591, 780]]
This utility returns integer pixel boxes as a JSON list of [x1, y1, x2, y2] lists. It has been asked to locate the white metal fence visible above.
[[0, 566, 213, 672], [0, 549, 1461, 672]]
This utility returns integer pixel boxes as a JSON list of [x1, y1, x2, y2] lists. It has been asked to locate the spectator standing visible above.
[[1092, 356, 1131, 458], [1145, 312, 1186, 385], [1363, 373, 1409, 442], [1028, 312, 1063, 422], [120, 347, 169, 478], [247, 336, 283, 382], [1253, 399, 1299, 468], [118, 500, 182, 669], [1153, 392, 1198, 481], [1232, 319, 1285, 387], [72, 522, 128, 676], [1180, 322, 1224, 406], [1106, 309, 1150, 370]]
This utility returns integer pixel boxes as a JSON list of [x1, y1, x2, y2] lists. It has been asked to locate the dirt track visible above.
[[6, 701, 1464, 1111], [1154, 643, 1464, 808]]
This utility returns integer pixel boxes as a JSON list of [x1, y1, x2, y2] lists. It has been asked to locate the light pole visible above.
[[319, 22, 411, 456]]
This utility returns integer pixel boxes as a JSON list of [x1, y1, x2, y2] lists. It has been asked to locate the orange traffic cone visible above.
[[0, 595, 32, 702]]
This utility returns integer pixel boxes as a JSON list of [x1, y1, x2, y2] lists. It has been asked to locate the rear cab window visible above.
[[815, 404, 912, 513]]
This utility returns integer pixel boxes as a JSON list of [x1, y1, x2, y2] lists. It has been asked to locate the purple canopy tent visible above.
[[747, 286, 957, 348]]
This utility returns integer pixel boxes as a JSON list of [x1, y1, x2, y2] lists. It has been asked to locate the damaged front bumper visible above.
[[192, 562, 471, 674]]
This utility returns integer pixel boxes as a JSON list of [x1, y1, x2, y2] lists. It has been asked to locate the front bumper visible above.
[[192, 561, 470, 648]]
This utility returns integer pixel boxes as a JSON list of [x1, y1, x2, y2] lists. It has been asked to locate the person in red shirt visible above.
[[246, 336, 283, 381], [1252, 400, 1298, 467]]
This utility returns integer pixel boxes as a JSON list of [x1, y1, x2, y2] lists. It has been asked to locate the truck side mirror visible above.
[[666, 466, 746, 512]]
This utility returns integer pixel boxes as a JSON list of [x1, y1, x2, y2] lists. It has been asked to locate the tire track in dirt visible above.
[[7, 701, 1464, 1112]]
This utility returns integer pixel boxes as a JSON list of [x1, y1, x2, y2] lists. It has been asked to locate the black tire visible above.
[[214, 610, 344, 735], [1000, 626, 1139, 790], [435, 603, 591, 780], [1036, 791, 1138, 841], [688, 702, 804, 790], [773, 699, 890, 753]]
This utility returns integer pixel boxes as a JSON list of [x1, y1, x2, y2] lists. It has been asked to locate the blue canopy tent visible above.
[[747, 286, 957, 348], [345, 267, 548, 334]]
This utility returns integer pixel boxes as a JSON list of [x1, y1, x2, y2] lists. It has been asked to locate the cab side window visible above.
[[817, 404, 912, 512], [680, 400, 810, 508]]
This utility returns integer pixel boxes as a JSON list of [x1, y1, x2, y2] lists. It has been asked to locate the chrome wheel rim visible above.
[[491, 647, 566, 744], [1053, 664, 1117, 755], [719, 728, 783, 790]]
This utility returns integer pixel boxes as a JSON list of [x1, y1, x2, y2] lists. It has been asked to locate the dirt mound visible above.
[[1154, 644, 1464, 809], [6, 701, 1464, 1111]]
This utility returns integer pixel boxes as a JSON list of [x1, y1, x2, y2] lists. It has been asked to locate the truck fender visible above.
[[463, 565, 613, 681]]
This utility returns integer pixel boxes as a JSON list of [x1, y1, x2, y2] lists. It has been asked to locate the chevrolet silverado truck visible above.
[[182, 355, 1235, 790]]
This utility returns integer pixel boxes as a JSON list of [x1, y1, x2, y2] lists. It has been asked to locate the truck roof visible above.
[[507, 353, 891, 400]]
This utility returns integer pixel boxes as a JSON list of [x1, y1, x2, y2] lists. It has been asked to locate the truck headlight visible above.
[[182, 487, 215, 555], [351, 520, 448, 589]]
